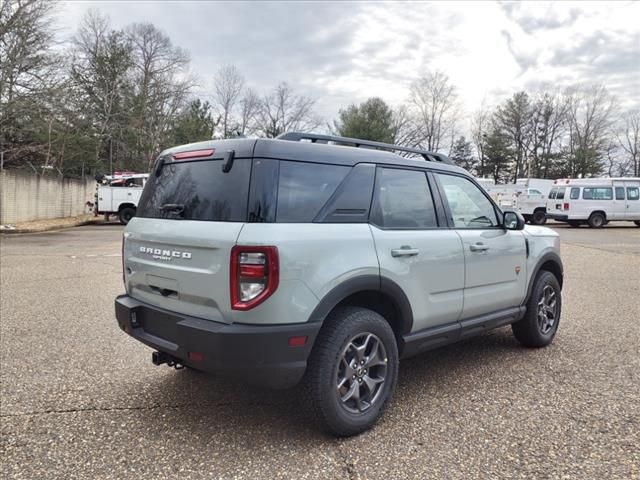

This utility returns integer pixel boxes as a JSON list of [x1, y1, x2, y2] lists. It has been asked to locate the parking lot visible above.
[[1, 223, 638, 479]]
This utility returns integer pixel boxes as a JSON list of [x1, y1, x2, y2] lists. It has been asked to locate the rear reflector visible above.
[[288, 336, 308, 347], [173, 149, 215, 161], [188, 351, 204, 362]]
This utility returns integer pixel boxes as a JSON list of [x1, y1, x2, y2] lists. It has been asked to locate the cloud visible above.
[[57, 0, 639, 123]]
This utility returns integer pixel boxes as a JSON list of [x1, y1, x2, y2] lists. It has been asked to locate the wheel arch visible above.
[[118, 203, 136, 212], [524, 251, 564, 305], [307, 275, 413, 344]]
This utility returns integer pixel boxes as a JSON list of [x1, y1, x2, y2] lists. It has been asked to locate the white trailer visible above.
[[95, 174, 148, 225], [476, 178, 554, 225]]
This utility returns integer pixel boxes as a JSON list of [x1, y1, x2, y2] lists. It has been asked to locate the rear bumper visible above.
[[115, 294, 321, 389], [546, 213, 569, 222]]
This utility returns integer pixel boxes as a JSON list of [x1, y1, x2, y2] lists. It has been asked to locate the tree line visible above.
[[1, 0, 638, 180]]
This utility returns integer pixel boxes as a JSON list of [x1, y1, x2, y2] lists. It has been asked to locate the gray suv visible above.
[[115, 133, 563, 436]]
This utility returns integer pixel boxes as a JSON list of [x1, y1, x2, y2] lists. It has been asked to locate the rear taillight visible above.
[[230, 246, 279, 310], [564, 203, 570, 210]]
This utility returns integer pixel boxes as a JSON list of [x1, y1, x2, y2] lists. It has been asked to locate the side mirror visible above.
[[503, 211, 526, 230]]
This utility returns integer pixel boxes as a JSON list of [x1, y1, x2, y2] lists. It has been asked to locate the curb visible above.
[[1, 219, 105, 235]]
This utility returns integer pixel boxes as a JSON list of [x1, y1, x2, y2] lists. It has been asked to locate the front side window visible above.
[[583, 187, 613, 200], [370, 168, 437, 228], [627, 187, 639, 200], [615, 187, 625, 200], [436, 173, 499, 228], [570, 187, 580, 200]]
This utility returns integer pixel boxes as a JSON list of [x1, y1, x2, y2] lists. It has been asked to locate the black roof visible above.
[[161, 134, 467, 175]]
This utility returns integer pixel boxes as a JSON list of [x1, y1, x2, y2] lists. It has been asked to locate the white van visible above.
[[546, 178, 640, 227]]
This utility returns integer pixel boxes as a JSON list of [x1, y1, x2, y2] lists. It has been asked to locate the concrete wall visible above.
[[0, 170, 95, 224]]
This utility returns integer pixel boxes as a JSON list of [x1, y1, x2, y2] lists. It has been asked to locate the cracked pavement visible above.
[[1, 223, 639, 479]]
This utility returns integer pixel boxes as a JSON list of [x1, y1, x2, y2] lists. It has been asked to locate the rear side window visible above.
[[615, 187, 625, 200], [555, 187, 566, 200], [548, 188, 557, 199], [570, 188, 580, 199], [583, 187, 612, 200], [137, 159, 251, 221], [276, 161, 349, 222], [371, 168, 437, 228], [628, 187, 639, 200]]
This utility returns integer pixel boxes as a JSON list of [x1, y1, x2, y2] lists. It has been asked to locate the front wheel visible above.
[[512, 270, 561, 348], [305, 307, 399, 437]]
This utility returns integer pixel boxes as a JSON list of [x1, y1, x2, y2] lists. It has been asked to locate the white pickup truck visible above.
[[95, 174, 148, 225]]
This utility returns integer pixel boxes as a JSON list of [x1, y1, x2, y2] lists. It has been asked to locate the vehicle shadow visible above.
[[123, 327, 529, 444]]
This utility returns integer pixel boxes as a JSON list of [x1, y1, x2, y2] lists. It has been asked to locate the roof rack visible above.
[[277, 132, 453, 165]]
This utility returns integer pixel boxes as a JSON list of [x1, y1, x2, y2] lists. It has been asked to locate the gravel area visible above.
[[1, 224, 638, 479]]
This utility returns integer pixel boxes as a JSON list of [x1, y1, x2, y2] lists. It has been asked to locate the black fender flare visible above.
[[307, 275, 414, 335], [524, 251, 564, 304]]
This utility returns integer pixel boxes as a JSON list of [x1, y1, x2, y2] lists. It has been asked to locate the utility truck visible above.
[[477, 178, 554, 225], [94, 173, 149, 225]]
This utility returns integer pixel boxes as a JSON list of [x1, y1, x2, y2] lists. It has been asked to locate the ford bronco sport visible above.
[[115, 132, 563, 436]]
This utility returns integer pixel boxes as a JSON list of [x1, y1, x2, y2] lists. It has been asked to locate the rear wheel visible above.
[[588, 212, 605, 228], [512, 271, 561, 348], [305, 307, 398, 437], [531, 209, 547, 225], [119, 207, 136, 225]]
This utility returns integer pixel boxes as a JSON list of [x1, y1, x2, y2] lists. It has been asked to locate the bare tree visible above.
[[238, 87, 260, 136], [254, 82, 321, 138], [409, 71, 459, 152], [471, 100, 490, 178], [213, 64, 244, 138], [126, 22, 192, 168], [528, 92, 569, 178], [565, 85, 617, 177], [618, 111, 640, 176], [0, 0, 59, 166], [391, 104, 423, 152]]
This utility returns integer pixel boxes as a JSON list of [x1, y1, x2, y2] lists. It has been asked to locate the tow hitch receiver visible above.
[[152, 351, 184, 370]]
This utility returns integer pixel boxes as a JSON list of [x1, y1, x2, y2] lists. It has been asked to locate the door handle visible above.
[[391, 246, 420, 257], [469, 243, 489, 252]]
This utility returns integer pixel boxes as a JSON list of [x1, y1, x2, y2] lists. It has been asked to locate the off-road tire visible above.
[[512, 270, 561, 348], [588, 212, 605, 228], [119, 207, 136, 225], [305, 307, 399, 437]]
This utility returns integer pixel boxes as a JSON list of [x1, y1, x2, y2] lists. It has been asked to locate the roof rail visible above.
[[277, 132, 453, 165]]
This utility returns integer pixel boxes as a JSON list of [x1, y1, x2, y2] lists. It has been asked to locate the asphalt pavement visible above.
[[1, 222, 639, 479]]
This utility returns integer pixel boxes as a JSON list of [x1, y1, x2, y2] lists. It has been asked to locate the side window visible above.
[[555, 188, 566, 200], [370, 168, 437, 228], [570, 187, 580, 200], [615, 187, 625, 200], [436, 173, 499, 228], [583, 187, 613, 200], [548, 188, 557, 199], [628, 187, 640, 200], [277, 161, 349, 222]]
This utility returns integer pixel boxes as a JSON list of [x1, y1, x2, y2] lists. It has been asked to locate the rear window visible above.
[[137, 158, 251, 221]]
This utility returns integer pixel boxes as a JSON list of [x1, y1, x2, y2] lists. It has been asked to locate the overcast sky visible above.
[[57, 1, 639, 125]]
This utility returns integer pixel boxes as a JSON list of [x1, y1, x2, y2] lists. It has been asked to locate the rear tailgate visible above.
[[123, 144, 253, 324], [124, 219, 243, 323]]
